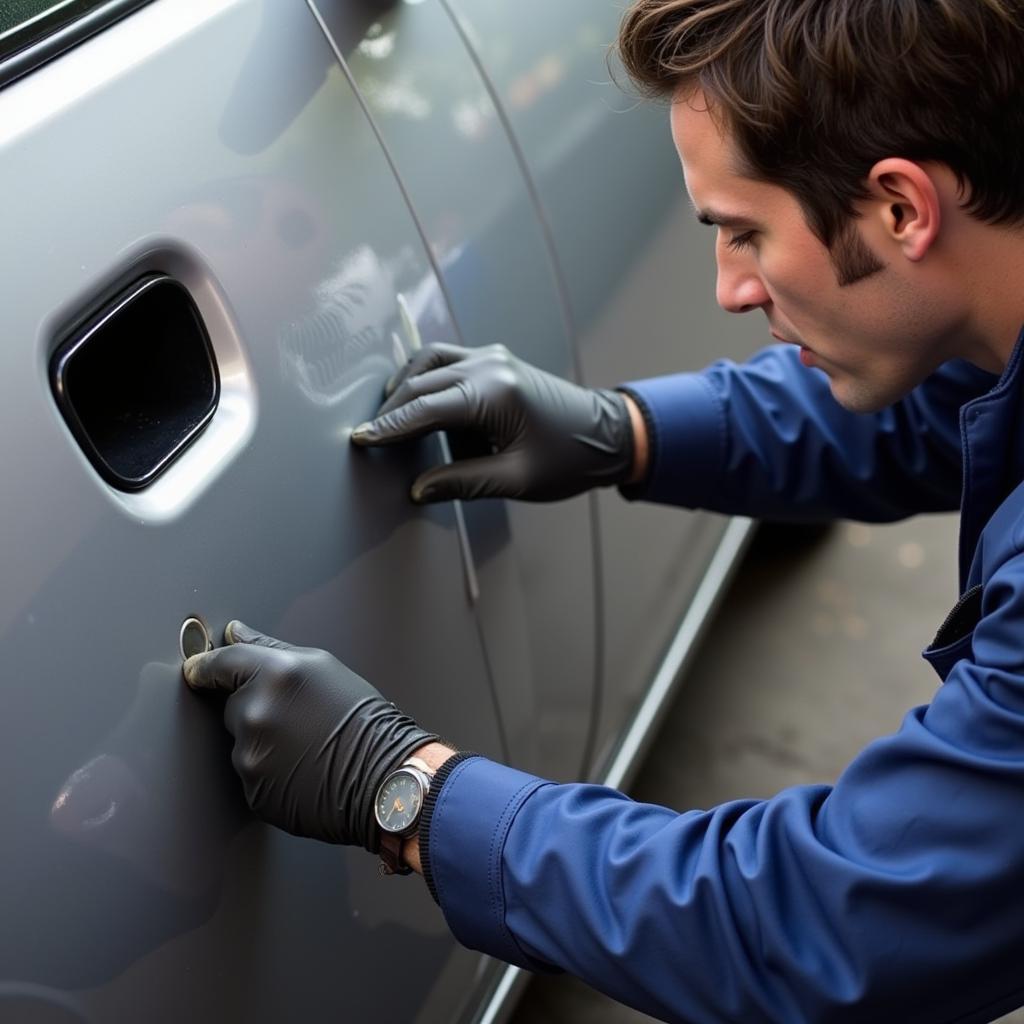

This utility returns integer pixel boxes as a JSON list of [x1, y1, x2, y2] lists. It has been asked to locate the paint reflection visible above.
[[31, 662, 247, 989], [0, 983, 90, 1023]]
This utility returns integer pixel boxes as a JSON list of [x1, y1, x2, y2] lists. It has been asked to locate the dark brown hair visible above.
[[617, 0, 1024, 247]]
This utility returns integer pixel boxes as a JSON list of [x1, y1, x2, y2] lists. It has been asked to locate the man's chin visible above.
[[827, 376, 905, 414]]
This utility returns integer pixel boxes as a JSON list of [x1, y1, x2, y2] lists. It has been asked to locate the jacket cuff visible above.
[[418, 751, 480, 903], [616, 372, 727, 507], [421, 756, 552, 969]]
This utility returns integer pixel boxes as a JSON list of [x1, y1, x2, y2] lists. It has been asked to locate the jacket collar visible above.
[[958, 325, 1024, 586]]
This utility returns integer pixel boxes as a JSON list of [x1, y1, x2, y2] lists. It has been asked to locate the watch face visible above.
[[375, 770, 423, 835]]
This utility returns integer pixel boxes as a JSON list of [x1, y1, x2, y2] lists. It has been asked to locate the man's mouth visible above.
[[770, 329, 816, 366]]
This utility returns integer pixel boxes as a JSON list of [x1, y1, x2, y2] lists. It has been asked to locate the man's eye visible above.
[[725, 230, 757, 252]]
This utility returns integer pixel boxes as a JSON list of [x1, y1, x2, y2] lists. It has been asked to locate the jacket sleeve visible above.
[[618, 344, 997, 521], [423, 544, 1024, 1024]]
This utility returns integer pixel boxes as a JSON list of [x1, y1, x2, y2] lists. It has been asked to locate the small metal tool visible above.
[[179, 617, 213, 661]]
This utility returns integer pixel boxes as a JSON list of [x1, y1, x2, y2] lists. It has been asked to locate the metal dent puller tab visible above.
[[179, 617, 213, 661]]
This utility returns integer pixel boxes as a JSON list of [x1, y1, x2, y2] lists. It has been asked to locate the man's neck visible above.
[[957, 223, 1024, 374]]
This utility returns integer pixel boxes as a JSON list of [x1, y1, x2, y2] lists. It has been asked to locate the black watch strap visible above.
[[379, 832, 413, 876]]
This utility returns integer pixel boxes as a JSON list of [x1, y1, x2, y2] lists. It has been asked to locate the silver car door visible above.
[[440, 0, 767, 775], [308, 0, 599, 782], [0, 2, 505, 1021]]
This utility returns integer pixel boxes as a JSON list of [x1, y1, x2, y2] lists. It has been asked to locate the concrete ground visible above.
[[510, 513, 1024, 1024]]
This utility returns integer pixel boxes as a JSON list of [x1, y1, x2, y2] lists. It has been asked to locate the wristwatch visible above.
[[374, 755, 434, 876]]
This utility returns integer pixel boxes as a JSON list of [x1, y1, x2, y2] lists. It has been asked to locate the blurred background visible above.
[[512, 511, 1024, 1024]]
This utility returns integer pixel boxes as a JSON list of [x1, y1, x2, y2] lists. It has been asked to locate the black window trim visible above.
[[0, 0, 154, 90]]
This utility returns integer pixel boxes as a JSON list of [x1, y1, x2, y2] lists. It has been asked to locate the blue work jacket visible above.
[[421, 337, 1024, 1024]]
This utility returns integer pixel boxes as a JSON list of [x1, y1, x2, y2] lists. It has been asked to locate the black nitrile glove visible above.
[[183, 621, 438, 852], [350, 343, 635, 502]]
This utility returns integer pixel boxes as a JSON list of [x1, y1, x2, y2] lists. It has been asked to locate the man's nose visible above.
[[716, 259, 769, 314]]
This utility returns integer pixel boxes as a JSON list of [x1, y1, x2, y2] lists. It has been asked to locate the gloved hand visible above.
[[183, 621, 438, 852], [350, 343, 636, 502]]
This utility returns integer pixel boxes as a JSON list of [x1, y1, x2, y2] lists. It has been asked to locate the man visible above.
[[184, 1, 1024, 1020]]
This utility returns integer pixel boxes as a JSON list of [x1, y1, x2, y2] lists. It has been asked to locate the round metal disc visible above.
[[179, 617, 212, 661]]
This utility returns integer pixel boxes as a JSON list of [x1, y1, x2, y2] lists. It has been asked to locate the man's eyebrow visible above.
[[695, 207, 761, 229]]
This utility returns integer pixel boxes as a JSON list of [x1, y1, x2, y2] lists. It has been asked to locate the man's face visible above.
[[672, 92, 959, 412]]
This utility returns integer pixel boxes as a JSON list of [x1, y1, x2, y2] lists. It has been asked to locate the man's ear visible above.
[[864, 158, 942, 262]]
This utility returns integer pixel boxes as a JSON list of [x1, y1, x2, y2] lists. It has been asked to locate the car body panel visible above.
[[308, 0, 598, 781], [0, 1, 505, 1020]]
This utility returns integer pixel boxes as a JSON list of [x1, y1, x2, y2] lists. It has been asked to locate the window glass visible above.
[[0, 0, 145, 82], [0, 0, 80, 38]]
